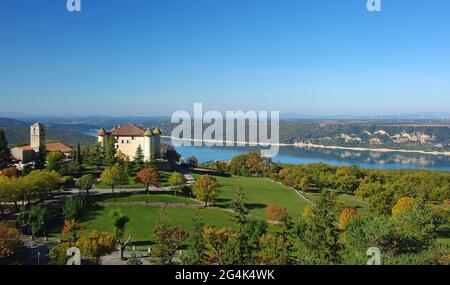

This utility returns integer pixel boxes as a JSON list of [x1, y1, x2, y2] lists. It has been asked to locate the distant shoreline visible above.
[[162, 136, 450, 157]]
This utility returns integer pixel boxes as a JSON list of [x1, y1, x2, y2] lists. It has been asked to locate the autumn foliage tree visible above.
[[61, 219, 80, 241], [193, 174, 220, 207], [266, 204, 286, 222], [202, 226, 235, 265], [75, 231, 116, 264], [0, 222, 23, 259], [392, 197, 416, 216], [338, 208, 359, 230], [135, 168, 160, 193]]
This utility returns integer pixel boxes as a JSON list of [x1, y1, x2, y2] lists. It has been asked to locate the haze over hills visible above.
[[1, 115, 449, 152]]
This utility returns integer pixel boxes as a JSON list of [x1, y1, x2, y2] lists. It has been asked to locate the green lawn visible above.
[[93, 193, 200, 205], [305, 192, 370, 215], [50, 205, 233, 249], [95, 171, 175, 189], [192, 174, 311, 219]]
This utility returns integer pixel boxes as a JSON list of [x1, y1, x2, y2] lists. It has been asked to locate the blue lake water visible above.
[[165, 139, 450, 171]]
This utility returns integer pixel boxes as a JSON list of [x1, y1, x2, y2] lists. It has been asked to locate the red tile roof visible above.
[[45, 142, 74, 153], [16, 145, 33, 151], [109, 124, 146, 137], [15, 142, 74, 153]]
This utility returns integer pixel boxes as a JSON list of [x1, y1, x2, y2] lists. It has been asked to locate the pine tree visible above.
[[34, 145, 46, 169], [303, 190, 343, 264], [228, 186, 251, 264], [104, 138, 117, 166], [182, 214, 206, 265], [133, 145, 144, 174], [0, 129, 12, 170]]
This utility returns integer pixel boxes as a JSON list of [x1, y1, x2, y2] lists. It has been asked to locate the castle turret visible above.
[[97, 128, 108, 147], [30, 123, 45, 152], [151, 127, 161, 158], [143, 129, 152, 161]]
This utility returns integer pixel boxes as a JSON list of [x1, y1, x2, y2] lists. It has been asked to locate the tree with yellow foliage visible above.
[[392, 197, 416, 216], [75, 231, 116, 264]]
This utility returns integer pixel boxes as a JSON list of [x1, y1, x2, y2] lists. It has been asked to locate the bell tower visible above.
[[30, 123, 46, 152]]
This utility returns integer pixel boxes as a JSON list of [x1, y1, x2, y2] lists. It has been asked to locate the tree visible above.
[[133, 145, 145, 174], [168, 172, 185, 191], [28, 205, 48, 237], [226, 186, 251, 264], [109, 208, 131, 260], [75, 142, 82, 166], [338, 208, 359, 230], [202, 226, 235, 265], [187, 156, 198, 168], [303, 190, 343, 264], [104, 138, 117, 166], [75, 231, 116, 264], [75, 174, 94, 196], [392, 197, 415, 216], [152, 209, 186, 264], [164, 148, 180, 166], [193, 174, 220, 207], [46, 151, 63, 171], [100, 165, 127, 193], [34, 145, 46, 170], [0, 222, 23, 259], [0, 167, 20, 178], [0, 130, 12, 170], [62, 196, 86, 221], [182, 214, 206, 265], [135, 168, 160, 193], [61, 219, 80, 241], [256, 232, 291, 265], [266, 204, 286, 221], [369, 189, 395, 216]]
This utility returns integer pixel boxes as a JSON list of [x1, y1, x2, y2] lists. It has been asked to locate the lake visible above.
[[165, 139, 450, 171]]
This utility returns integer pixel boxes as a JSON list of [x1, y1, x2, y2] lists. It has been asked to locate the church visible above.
[[11, 123, 74, 162], [97, 123, 162, 162]]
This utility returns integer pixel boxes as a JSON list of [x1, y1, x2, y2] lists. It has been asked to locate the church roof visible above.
[[14, 143, 74, 153], [45, 142, 74, 153], [109, 123, 147, 137]]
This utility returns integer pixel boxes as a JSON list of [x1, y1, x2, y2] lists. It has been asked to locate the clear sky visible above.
[[1, 0, 449, 117]]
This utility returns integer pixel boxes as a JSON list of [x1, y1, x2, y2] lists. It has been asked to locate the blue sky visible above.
[[1, 0, 449, 117]]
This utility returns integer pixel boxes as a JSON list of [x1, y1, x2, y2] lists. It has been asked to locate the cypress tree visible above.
[[133, 145, 144, 174], [104, 138, 117, 166], [0, 129, 12, 169], [34, 145, 46, 169], [76, 142, 82, 166]]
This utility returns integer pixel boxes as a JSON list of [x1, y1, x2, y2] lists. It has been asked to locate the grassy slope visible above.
[[51, 205, 233, 249], [94, 193, 200, 205], [192, 174, 311, 219]]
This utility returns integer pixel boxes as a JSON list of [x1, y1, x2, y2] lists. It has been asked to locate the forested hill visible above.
[[278, 121, 450, 151], [0, 124, 96, 147]]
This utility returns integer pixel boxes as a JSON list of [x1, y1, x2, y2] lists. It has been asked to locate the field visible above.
[[192, 174, 311, 219]]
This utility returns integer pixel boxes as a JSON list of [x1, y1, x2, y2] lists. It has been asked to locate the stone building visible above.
[[97, 123, 161, 162], [11, 123, 74, 162]]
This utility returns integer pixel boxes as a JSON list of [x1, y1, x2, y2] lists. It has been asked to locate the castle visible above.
[[11, 123, 74, 162], [97, 123, 161, 162]]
